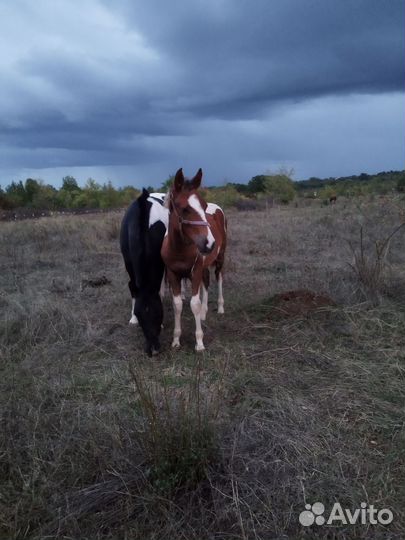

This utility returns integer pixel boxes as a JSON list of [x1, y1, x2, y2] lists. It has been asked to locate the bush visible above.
[[261, 174, 296, 204], [348, 222, 405, 303], [32, 185, 59, 209], [319, 186, 336, 202], [235, 197, 261, 211], [129, 361, 221, 495], [204, 186, 242, 208], [397, 174, 405, 192]]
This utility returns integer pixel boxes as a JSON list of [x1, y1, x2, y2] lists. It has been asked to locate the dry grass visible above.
[[347, 222, 405, 304], [1, 197, 405, 539]]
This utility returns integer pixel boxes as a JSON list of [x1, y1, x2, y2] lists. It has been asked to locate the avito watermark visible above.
[[299, 502, 393, 527]]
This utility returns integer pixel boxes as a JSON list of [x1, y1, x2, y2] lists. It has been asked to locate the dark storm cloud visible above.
[[111, 0, 404, 117], [0, 0, 404, 183]]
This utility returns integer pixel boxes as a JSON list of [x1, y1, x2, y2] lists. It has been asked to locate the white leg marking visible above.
[[218, 273, 224, 314], [129, 298, 138, 325], [172, 294, 183, 348], [190, 292, 205, 351], [201, 285, 208, 321]]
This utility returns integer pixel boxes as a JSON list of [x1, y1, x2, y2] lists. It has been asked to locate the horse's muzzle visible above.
[[198, 239, 215, 255], [145, 340, 161, 357]]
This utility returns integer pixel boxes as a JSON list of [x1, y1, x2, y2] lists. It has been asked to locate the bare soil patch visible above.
[[271, 288, 336, 317]]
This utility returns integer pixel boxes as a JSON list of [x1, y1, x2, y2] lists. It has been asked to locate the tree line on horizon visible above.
[[1, 170, 404, 212]]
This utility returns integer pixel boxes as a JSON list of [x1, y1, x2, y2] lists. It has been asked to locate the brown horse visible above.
[[161, 168, 227, 351]]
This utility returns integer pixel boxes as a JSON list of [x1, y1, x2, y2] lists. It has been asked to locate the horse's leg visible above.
[[190, 271, 205, 351], [215, 265, 224, 314], [128, 280, 138, 324], [181, 278, 187, 300], [201, 268, 210, 321], [159, 273, 166, 301], [159, 273, 166, 328], [129, 298, 138, 324], [217, 273, 224, 314], [168, 271, 182, 348], [172, 294, 183, 347], [201, 288, 208, 321]]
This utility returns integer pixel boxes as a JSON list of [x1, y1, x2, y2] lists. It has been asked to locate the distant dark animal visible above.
[[329, 195, 337, 204], [161, 168, 227, 351], [120, 189, 168, 356]]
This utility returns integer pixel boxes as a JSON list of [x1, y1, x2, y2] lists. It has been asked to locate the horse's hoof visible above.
[[129, 316, 138, 325], [172, 339, 180, 348], [218, 307, 224, 314], [195, 344, 205, 352]]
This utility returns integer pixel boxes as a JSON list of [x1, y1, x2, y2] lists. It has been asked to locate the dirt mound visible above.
[[271, 289, 335, 317]]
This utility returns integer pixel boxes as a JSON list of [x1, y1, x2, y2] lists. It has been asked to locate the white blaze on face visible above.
[[188, 194, 215, 249]]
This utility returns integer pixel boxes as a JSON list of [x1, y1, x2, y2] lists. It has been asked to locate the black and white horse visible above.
[[120, 189, 168, 356]]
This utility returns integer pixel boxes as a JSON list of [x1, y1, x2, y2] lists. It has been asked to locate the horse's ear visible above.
[[191, 168, 202, 189], [174, 168, 184, 191]]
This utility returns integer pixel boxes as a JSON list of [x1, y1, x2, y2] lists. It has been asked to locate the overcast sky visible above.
[[1, 0, 404, 188]]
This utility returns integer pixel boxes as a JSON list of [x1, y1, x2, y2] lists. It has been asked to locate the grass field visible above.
[[1, 197, 405, 539]]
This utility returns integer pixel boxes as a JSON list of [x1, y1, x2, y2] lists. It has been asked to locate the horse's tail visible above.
[[122, 188, 150, 290], [135, 188, 151, 287], [138, 188, 150, 236]]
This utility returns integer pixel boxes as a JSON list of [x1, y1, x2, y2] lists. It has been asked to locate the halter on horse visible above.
[[161, 168, 227, 351]]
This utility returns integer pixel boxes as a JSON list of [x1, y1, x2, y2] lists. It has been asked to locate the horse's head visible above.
[[135, 292, 163, 356], [169, 168, 215, 255]]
